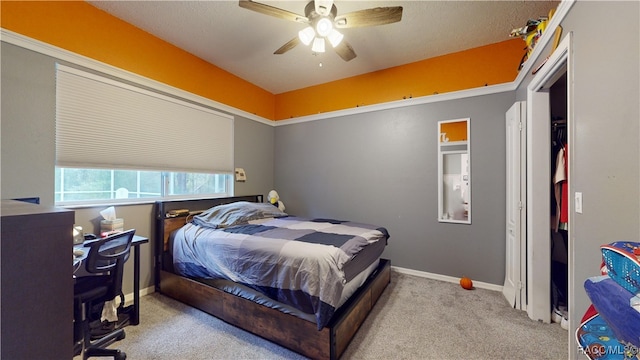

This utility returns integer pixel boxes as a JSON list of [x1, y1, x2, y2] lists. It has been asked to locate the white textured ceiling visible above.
[[88, 0, 559, 94]]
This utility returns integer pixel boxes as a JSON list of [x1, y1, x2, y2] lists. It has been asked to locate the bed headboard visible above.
[[154, 195, 263, 281], [155, 195, 263, 219]]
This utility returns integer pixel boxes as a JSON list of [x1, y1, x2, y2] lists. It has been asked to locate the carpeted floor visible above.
[[90, 270, 568, 359]]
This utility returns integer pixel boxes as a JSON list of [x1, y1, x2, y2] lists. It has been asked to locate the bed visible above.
[[154, 195, 391, 359]]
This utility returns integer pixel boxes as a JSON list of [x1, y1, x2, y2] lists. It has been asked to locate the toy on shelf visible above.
[[510, 9, 556, 71]]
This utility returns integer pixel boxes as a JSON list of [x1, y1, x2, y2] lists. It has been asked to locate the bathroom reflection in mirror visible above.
[[438, 118, 470, 224]]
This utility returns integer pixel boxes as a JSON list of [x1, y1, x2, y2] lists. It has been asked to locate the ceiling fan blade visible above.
[[334, 40, 357, 62], [334, 6, 403, 28], [239, 0, 308, 23], [274, 37, 300, 55], [314, 0, 334, 16]]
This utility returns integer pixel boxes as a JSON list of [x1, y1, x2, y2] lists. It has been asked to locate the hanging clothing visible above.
[[552, 144, 569, 231], [553, 146, 566, 232], [559, 144, 569, 226]]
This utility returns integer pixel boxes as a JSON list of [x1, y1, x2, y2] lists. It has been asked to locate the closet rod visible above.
[[552, 119, 566, 128]]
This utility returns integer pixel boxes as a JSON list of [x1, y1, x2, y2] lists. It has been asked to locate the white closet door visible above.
[[526, 89, 552, 323], [503, 101, 526, 310]]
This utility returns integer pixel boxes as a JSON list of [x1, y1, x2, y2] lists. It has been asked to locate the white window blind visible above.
[[55, 65, 233, 173]]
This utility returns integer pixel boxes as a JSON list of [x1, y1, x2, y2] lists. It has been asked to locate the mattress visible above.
[[169, 201, 390, 329]]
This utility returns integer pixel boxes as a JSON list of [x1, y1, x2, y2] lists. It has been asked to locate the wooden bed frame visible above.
[[154, 195, 391, 360]]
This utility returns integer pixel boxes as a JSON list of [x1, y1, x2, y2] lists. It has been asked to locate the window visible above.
[[55, 65, 234, 205], [55, 168, 231, 204]]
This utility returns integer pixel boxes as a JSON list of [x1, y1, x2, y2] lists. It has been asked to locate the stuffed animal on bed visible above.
[[268, 190, 286, 212]]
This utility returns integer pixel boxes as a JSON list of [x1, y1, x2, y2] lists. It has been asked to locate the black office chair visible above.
[[74, 229, 135, 360]]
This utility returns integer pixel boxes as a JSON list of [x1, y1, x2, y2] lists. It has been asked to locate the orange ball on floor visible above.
[[460, 276, 473, 290]]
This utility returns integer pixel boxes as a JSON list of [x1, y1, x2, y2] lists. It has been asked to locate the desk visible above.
[[74, 235, 149, 326]]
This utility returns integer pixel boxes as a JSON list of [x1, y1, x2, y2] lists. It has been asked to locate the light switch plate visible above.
[[575, 192, 583, 214], [234, 168, 246, 182]]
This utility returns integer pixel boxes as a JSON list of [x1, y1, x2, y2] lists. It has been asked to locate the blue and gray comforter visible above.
[[172, 202, 389, 329]]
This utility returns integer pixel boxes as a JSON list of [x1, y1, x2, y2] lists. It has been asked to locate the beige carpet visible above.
[[91, 271, 568, 359]]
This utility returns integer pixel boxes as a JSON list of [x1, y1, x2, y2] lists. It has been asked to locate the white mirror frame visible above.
[[437, 118, 471, 224]]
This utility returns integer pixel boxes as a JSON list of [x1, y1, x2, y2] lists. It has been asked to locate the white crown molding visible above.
[[1, 0, 572, 127]]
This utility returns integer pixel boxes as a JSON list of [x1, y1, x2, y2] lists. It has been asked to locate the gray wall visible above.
[[1, 43, 57, 205], [233, 116, 275, 197], [275, 92, 516, 285], [0, 42, 276, 292]]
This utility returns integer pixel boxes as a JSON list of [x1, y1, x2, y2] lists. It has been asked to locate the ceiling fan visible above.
[[238, 0, 403, 61]]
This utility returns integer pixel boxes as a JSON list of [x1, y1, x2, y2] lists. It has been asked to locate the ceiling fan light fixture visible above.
[[315, 17, 333, 37], [312, 37, 326, 53], [327, 29, 343, 47], [298, 26, 315, 46], [240, 0, 402, 62]]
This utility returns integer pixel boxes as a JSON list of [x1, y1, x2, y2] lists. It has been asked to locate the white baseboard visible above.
[[391, 266, 503, 292], [122, 286, 155, 305], [121, 270, 503, 305]]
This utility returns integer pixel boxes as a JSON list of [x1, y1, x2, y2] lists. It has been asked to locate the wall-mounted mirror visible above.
[[438, 118, 470, 224]]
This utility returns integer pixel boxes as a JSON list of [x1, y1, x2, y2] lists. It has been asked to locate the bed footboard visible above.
[[158, 259, 390, 360]]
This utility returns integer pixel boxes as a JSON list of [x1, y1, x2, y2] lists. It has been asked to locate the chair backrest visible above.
[[84, 229, 135, 299]]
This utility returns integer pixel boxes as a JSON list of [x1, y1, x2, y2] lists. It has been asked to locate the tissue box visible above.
[[101, 218, 124, 233]]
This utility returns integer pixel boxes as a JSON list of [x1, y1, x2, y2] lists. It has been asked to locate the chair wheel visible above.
[[116, 351, 126, 360], [116, 331, 126, 341], [73, 341, 82, 356]]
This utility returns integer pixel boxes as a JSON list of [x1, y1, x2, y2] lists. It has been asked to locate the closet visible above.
[[549, 73, 568, 326], [503, 33, 573, 325]]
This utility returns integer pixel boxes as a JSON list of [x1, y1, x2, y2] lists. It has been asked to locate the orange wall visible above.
[[440, 121, 468, 143], [0, 1, 276, 119], [1, 1, 525, 121], [275, 39, 523, 120]]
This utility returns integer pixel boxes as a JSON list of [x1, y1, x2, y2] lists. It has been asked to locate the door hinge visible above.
[[518, 201, 523, 211], [517, 281, 523, 290], [518, 122, 523, 131]]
